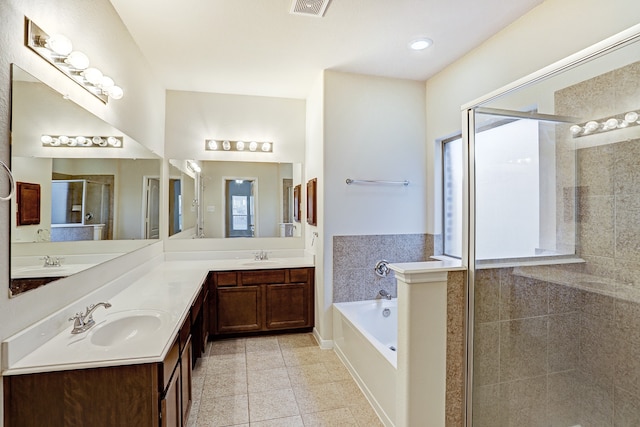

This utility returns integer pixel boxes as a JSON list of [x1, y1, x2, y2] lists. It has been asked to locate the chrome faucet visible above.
[[378, 289, 392, 300], [69, 302, 112, 334], [41, 255, 63, 267], [254, 250, 269, 260]]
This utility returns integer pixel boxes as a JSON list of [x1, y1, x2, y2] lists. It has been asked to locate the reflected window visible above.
[[226, 179, 255, 237]]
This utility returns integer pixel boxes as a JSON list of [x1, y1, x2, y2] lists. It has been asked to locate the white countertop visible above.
[[2, 256, 314, 376]]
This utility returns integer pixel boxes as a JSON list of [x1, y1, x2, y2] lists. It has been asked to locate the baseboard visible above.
[[312, 327, 333, 349]]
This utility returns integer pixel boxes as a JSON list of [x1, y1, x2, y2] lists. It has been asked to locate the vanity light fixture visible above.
[[187, 160, 201, 173], [205, 139, 274, 153], [41, 135, 123, 148], [26, 18, 124, 103], [570, 109, 640, 138]]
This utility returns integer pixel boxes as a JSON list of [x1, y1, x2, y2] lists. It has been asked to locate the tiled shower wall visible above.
[[332, 233, 434, 302]]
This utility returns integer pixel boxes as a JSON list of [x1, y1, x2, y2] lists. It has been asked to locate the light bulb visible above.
[[65, 51, 90, 70], [50, 138, 61, 146], [92, 136, 104, 146], [584, 121, 599, 132], [207, 140, 218, 150], [99, 76, 114, 89], [222, 140, 231, 151], [605, 118, 619, 130], [82, 67, 103, 85], [569, 125, 582, 135], [46, 34, 73, 55], [41, 135, 53, 144], [236, 141, 245, 151], [249, 141, 258, 152], [625, 111, 639, 123], [58, 135, 69, 144], [261, 142, 271, 152], [67, 137, 78, 146], [107, 86, 124, 99], [107, 137, 120, 147], [75, 136, 87, 145]]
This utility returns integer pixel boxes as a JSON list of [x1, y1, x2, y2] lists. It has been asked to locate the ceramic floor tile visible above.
[[277, 333, 318, 349], [203, 370, 248, 397], [197, 394, 249, 427], [282, 346, 337, 367], [245, 336, 281, 353], [247, 367, 291, 393], [211, 338, 246, 355], [323, 360, 352, 381], [207, 353, 246, 375], [293, 382, 346, 414], [248, 388, 300, 422], [249, 416, 304, 427], [301, 407, 359, 426], [246, 350, 286, 371], [286, 363, 333, 386]]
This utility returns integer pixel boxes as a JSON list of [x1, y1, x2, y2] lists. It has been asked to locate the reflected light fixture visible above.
[[26, 18, 124, 103], [205, 139, 273, 153], [187, 160, 201, 173], [570, 109, 640, 138], [41, 134, 123, 148]]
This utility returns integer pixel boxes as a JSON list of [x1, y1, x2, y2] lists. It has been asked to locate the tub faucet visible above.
[[41, 255, 63, 267], [378, 289, 392, 300], [69, 302, 112, 334], [254, 250, 269, 260]]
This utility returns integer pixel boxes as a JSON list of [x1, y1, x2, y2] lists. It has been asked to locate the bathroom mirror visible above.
[[169, 160, 302, 239], [9, 65, 161, 296], [168, 160, 197, 237]]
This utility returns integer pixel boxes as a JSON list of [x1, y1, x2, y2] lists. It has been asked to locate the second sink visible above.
[[90, 310, 171, 347]]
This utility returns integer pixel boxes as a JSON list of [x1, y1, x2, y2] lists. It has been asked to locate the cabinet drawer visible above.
[[242, 269, 286, 285], [289, 268, 310, 283], [216, 272, 238, 287]]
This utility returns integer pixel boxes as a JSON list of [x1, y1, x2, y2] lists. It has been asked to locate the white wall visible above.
[[313, 71, 427, 342], [426, 0, 640, 234], [0, 1, 165, 418]]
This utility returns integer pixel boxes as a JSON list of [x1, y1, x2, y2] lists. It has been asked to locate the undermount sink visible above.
[[89, 310, 170, 347], [241, 260, 281, 266]]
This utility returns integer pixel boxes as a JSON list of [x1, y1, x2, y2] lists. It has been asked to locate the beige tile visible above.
[[614, 386, 640, 427], [498, 376, 548, 427], [301, 407, 358, 426], [499, 274, 548, 320], [474, 269, 501, 323], [322, 360, 352, 381], [247, 367, 291, 393], [245, 336, 280, 353], [499, 317, 548, 382], [246, 350, 285, 371], [207, 353, 247, 375], [277, 333, 318, 349], [287, 363, 334, 387], [282, 346, 337, 367], [211, 338, 246, 355], [473, 322, 500, 386], [249, 416, 304, 427], [293, 382, 346, 414], [548, 313, 579, 373], [348, 403, 384, 427], [197, 394, 249, 427], [203, 370, 247, 397], [248, 388, 300, 422]]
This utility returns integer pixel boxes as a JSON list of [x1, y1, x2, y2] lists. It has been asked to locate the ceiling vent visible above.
[[290, 0, 331, 17]]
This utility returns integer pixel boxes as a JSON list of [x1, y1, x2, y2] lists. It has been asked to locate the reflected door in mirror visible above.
[[226, 179, 255, 238]]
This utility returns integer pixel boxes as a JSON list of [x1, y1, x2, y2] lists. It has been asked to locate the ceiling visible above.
[[109, 0, 543, 100]]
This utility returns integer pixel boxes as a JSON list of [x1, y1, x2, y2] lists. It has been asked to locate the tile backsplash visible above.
[[332, 233, 434, 302]]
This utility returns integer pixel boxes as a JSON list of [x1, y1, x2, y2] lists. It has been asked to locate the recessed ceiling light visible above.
[[409, 38, 433, 51]]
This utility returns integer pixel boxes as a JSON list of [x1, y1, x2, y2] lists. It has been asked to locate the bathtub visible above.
[[333, 299, 397, 426]]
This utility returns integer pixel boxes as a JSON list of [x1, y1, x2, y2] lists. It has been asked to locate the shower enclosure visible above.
[[463, 29, 640, 426], [51, 179, 111, 241]]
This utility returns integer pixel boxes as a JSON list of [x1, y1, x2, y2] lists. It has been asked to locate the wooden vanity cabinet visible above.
[[209, 267, 314, 337]]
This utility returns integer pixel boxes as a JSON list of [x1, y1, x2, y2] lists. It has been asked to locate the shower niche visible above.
[[51, 179, 112, 241]]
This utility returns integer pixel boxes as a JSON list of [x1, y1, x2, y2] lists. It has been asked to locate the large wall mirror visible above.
[[9, 65, 161, 296], [169, 159, 302, 239]]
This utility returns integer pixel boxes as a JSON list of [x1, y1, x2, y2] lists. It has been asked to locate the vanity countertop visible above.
[[2, 256, 314, 376]]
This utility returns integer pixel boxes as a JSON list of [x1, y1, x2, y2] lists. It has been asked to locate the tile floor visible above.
[[187, 333, 384, 426]]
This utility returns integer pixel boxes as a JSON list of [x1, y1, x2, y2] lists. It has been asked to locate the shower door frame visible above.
[[461, 23, 640, 427]]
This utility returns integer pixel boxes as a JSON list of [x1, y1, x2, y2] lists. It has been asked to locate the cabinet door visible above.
[[216, 286, 263, 333], [265, 283, 310, 329], [160, 369, 180, 427], [181, 336, 193, 425]]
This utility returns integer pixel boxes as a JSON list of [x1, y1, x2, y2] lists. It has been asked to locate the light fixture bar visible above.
[[41, 135, 123, 148], [25, 18, 124, 103], [570, 110, 640, 138], [205, 139, 273, 153]]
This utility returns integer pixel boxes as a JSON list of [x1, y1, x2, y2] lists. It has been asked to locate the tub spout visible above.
[[378, 289, 392, 300]]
